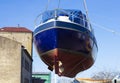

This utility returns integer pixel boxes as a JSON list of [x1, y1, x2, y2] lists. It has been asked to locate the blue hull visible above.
[[33, 21, 98, 77], [34, 21, 97, 54]]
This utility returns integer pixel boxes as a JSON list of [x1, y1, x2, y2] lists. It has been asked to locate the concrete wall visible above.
[[0, 32, 33, 56], [0, 36, 21, 83]]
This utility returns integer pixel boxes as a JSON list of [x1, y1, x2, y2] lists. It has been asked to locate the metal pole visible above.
[[54, 73, 57, 83]]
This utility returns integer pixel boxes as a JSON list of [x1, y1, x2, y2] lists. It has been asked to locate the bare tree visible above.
[[91, 71, 119, 83]]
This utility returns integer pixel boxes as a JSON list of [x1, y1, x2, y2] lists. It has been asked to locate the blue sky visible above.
[[0, 0, 120, 79]]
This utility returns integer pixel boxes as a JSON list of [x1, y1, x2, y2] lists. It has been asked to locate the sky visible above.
[[0, 0, 120, 80]]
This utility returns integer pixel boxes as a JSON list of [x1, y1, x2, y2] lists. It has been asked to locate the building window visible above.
[[25, 59, 29, 72]]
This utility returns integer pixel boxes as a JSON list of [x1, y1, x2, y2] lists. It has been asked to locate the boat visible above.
[[33, 1, 98, 78]]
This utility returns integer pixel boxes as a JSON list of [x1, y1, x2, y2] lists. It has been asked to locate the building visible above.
[[32, 72, 51, 83], [32, 77, 46, 83], [0, 27, 33, 83], [0, 27, 33, 55], [21, 46, 33, 83]]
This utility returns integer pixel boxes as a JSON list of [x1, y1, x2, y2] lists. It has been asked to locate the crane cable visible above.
[[58, 0, 61, 9], [83, 0, 93, 32], [34, 0, 50, 27], [46, 0, 61, 10], [45, 0, 50, 11], [34, 0, 61, 27]]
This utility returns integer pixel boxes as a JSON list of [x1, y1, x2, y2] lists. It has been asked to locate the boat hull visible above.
[[34, 21, 97, 77]]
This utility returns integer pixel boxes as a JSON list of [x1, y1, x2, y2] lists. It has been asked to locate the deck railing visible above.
[[34, 9, 93, 32]]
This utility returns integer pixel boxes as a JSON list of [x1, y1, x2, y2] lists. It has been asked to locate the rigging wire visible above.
[[92, 22, 120, 36], [83, 0, 120, 36]]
